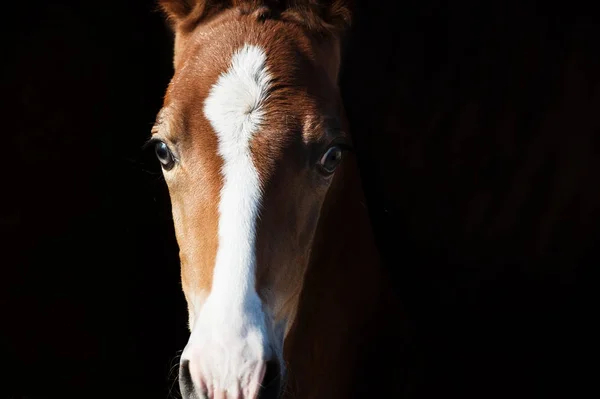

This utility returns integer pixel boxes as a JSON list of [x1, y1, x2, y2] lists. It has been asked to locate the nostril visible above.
[[258, 360, 282, 399], [178, 359, 195, 398]]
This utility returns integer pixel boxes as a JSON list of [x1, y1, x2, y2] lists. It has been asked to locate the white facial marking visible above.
[[204, 43, 271, 308], [181, 44, 278, 393]]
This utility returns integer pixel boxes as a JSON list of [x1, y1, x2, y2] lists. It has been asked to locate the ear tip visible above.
[[158, 0, 196, 21]]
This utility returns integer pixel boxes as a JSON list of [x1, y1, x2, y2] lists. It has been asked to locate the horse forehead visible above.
[[170, 42, 277, 121], [202, 42, 309, 182], [204, 43, 272, 138], [165, 28, 330, 177], [170, 43, 311, 151]]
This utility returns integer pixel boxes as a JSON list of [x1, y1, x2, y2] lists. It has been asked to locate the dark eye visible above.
[[154, 141, 175, 170], [318, 145, 343, 175]]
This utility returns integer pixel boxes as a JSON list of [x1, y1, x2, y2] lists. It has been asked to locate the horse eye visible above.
[[154, 141, 175, 170], [318, 145, 343, 175]]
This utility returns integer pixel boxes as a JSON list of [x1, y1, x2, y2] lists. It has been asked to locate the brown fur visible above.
[[154, 1, 403, 397], [160, 0, 352, 34]]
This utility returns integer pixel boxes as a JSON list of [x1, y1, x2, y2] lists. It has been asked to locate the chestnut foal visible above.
[[152, 1, 403, 397]]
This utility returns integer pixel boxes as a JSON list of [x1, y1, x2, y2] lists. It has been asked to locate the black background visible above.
[[2, 1, 185, 398], [1, 1, 597, 398]]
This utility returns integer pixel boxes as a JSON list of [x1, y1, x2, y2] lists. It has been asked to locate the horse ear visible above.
[[158, 1, 354, 34], [159, 0, 197, 22], [282, 0, 354, 35], [158, 0, 228, 30], [320, 0, 353, 33]]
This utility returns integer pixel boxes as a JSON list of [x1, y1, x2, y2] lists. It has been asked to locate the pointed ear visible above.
[[159, 0, 195, 20], [158, 0, 228, 31], [281, 0, 353, 35], [315, 0, 353, 33], [326, 0, 353, 32]]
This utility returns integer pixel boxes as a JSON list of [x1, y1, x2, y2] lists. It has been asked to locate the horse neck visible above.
[[282, 154, 402, 398]]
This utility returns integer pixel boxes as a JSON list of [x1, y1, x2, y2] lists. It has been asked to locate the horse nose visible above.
[[178, 358, 282, 399], [257, 360, 281, 399]]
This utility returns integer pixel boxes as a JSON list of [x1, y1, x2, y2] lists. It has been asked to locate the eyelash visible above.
[[142, 137, 163, 151]]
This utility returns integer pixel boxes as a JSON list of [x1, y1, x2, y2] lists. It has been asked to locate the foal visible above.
[[152, 1, 403, 397]]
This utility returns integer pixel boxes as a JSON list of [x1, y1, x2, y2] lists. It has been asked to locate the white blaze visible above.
[[181, 45, 282, 393], [203, 43, 271, 323]]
